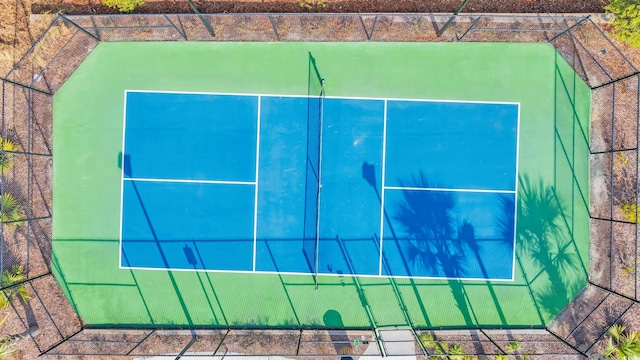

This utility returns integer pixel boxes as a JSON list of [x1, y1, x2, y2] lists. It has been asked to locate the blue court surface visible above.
[[120, 91, 519, 280]]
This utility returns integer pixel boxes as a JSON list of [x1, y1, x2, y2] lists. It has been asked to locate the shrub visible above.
[[620, 202, 638, 223], [299, 0, 326, 10], [102, 0, 144, 12], [506, 341, 521, 353], [448, 344, 466, 360], [605, 324, 640, 359], [606, 0, 640, 47]]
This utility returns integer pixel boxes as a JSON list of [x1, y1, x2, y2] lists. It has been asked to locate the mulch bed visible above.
[[32, 0, 609, 15]]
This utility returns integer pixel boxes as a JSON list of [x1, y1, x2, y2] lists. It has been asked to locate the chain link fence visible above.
[[0, 12, 638, 358]]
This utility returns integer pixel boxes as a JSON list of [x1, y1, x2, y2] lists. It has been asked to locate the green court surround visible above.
[[53, 42, 590, 328]]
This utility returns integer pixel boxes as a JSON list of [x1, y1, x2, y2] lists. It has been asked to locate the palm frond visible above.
[[0, 339, 17, 358], [619, 330, 640, 358], [0, 265, 29, 307], [17, 286, 29, 302], [609, 324, 627, 340], [0, 136, 21, 174], [448, 343, 465, 354], [1, 138, 21, 152], [0, 193, 25, 229], [2, 265, 26, 287], [0, 294, 8, 312]]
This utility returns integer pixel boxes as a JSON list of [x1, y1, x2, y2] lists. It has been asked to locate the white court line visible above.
[[383, 186, 516, 194], [378, 100, 388, 277], [124, 89, 520, 106], [510, 104, 522, 281], [119, 264, 515, 282], [120, 90, 521, 281], [123, 177, 256, 186], [253, 96, 261, 272], [118, 91, 128, 269]]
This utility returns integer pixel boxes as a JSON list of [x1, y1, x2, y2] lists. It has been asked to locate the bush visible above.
[[102, 0, 144, 12], [506, 341, 521, 353], [299, 0, 326, 10], [620, 202, 638, 223], [606, 0, 640, 47]]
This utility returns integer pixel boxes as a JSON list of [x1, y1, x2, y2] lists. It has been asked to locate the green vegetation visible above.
[[0, 266, 34, 359], [0, 136, 26, 230], [299, 0, 326, 10], [419, 333, 477, 359], [605, 0, 640, 47], [0, 317, 17, 359], [615, 152, 629, 167], [620, 202, 638, 223], [420, 333, 445, 354], [0, 193, 25, 229], [605, 324, 640, 359], [0, 265, 29, 311], [494, 355, 508, 360], [102, 0, 144, 12], [448, 344, 466, 360], [506, 341, 521, 353], [0, 136, 21, 173]]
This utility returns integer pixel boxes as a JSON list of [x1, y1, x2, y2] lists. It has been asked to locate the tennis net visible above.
[[302, 54, 325, 286]]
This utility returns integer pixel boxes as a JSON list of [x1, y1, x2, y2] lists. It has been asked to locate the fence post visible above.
[[268, 15, 280, 41], [457, 16, 481, 41], [186, 0, 215, 37], [438, 0, 472, 36], [58, 14, 100, 42], [548, 15, 590, 43], [163, 15, 187, 40]]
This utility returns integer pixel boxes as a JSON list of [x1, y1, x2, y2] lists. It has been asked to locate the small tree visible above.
[[605, 324, 640, 359], [102, 0, 144, 12], [606, 0, 640, 47]]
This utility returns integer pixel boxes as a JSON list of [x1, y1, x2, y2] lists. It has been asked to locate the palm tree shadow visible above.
[[14, 295, 40, 341], [392, 172, 466, 279], [512, 174, 583, 317], [381, 171, 475, 325]]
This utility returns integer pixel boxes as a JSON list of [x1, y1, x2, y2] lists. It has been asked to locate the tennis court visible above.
[[121, 91, 519, 281], [53, 42, 590, 328]]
